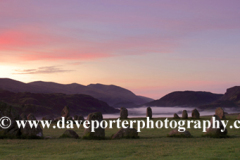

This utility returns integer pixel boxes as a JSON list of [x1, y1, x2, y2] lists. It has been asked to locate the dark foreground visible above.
[[1, 115, 240, 160]]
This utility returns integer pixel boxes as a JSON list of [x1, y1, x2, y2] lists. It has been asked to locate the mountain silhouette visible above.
[[0, 78, 153, 108], [199, 86, 240, 109], [146, 91, 223, 107], [0, 89, 118, 117]]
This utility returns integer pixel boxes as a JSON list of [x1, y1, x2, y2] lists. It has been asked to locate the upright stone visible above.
[[83, 112, 105, 139], [168, 130, 191, 137], [20, 113, 27, 120], [78, 115, 85, 123], [215, 107, 226, 120], [182, 110, 188, 119], [67, 116, 73, 120], [112, 127, 138, 139], [237, 114, 240, 120], [27, 113, 36, 120], [73, 115, 84, 124], [78, 115, 84, 121], [120, 107, 128, 119], [205, 115, 228, 137], [0, 103, 21, 138], [74, 115, 78, 120], [146, 107, 152, 119], [42, 115, 54, 121], [60, 130, 79, 139], [21, 113, 43, 138], [173, 113, 180, 119], [21, 124, 43, 138], [192, 109, 200, 119], [61, 106, 69, 119]]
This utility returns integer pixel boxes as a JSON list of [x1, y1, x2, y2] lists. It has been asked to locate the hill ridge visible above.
[[0, 78, 154, 108]]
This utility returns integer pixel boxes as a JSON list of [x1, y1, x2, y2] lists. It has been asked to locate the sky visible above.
[[0, 0, 240, 99]]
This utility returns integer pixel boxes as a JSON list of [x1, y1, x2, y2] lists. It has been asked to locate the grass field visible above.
[[1, 114, 240, 160]]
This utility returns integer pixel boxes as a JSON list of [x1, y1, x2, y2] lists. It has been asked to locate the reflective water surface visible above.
[[101, 106, 238, 119]]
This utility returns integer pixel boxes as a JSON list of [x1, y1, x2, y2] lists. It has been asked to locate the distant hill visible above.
[[199, 86, 240, 109], [0, 78, 154, 108], [145, 91, 223, 107], [0, 89, 118, 117]]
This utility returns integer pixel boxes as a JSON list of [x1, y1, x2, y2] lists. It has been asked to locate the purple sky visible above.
[[1, 0, 240, 98]]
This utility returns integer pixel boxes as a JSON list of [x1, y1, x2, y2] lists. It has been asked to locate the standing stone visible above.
[[42, 115, 54, 121], [74, 115, 78, 120], [73, 115, 84, 124], [120, 107, 128, 119], [60, 130, 79, 139], [78, 115, 84, 121], [215, 107, 226, 120], [20, 113, 27, 120], [67, 116, 73, 120], [237, 114, 240, 120], [173, 113, 180, 119], [27, 113, 36, 120], [83, 112, 105, 139], [78, 115, 85, 124], [54, 117, 61, 122], [0, 103, 21, 138], [61, 106, 69, 119], [168, 130, 192, 137], [192, 109, 200, 119], [205, 115, 228, 137], [146, 107, 152, 119], [182, 110, 188, 119], [21, 113, 43, 138], [112, 127, 138, 139], [21, 123, 43, 138]]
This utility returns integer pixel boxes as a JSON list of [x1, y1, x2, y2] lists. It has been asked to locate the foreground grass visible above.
[[1, 115, 240, 160]]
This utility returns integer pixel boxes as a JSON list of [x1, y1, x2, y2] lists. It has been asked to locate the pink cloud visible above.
[[0, 28, 69, 49], [1, 0, 240, 63], [0, 27, 114, 62], [19, 51, 112, 61], [0, 25, 178, 62]]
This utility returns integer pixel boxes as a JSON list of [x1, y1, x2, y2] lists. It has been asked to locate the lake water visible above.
[[101, 106, 239, 119], [36, 106, 239, 120]]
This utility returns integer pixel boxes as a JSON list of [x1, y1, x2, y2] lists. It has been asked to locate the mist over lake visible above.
[[101, 106, 239, 119]]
